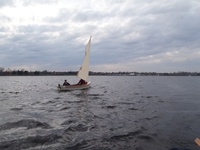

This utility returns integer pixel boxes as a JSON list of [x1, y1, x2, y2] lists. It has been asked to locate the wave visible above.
[[0, 119, 51, 131], [0, 133, 62, 150]]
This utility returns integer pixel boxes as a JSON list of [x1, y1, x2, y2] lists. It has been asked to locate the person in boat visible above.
[[77, 79, 87, 85], [63, 80, 70, 86]]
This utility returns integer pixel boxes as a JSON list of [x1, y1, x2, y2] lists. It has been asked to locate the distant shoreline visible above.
[[0, 71, 200, 76]]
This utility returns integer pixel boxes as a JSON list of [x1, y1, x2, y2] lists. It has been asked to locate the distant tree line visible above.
[[90, 71, 200, 76], [0, 68, 77, 76], [0, 67, 200, 76]]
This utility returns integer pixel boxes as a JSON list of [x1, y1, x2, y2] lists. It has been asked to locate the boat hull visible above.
[[58, 82, 91, 91]]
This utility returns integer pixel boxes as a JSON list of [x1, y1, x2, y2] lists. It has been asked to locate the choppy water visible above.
[[0, 76, 200, 150]]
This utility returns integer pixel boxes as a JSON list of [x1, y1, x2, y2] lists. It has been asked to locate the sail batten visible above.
[[77, 36, 91, 81]]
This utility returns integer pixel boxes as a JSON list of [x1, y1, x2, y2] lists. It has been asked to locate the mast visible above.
[[77, 36, 91, 81]]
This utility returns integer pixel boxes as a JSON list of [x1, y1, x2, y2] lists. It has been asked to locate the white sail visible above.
[[77, 36, 91, 81]]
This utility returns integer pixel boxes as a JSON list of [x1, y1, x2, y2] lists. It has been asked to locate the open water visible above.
[[0, 76, 200, 150]]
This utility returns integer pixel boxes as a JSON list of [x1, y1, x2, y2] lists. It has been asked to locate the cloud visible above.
[[0, 0, 200, 72], [21, 0, 58, 6], [0, 0, 14, 8]]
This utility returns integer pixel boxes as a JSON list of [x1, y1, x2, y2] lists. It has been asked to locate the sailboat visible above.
[[57, 36, 91, 91]]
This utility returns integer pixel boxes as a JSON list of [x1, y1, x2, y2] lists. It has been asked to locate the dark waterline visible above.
[[0, 76, 200, 150]]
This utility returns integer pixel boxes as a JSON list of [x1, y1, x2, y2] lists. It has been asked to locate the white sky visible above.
[[0, 0, 200, 72]]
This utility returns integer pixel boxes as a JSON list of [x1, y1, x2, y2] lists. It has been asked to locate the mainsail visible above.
[[77, 36, 91, 81]]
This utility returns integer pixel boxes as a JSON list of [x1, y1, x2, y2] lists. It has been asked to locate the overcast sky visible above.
[[0, 0, 200, 72]]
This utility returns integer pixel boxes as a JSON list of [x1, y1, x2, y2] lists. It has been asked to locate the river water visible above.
[[0, 76, 200, 150]]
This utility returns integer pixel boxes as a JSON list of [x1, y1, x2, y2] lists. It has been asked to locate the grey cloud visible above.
[[78, 0, 200, 68], [0, 0, 14, 7], [123, 1, 200, 53], [22, 0, 58, 6], [72, 10, 107, 22], [0, 22, 86, 69], [17, 24, 63, 34]]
